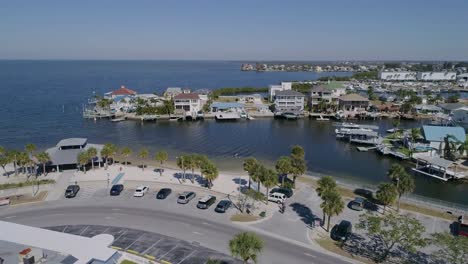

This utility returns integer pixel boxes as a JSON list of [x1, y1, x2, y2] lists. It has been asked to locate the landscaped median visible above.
[[0, 179, 55, 190]]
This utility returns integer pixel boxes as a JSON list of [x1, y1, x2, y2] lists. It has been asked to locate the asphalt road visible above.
[[0, 199, 352, 264]]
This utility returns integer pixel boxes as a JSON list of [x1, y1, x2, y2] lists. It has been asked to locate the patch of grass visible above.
[[316, 238, 374, 264], [399, 202, 456, 221], [0, 179, 55, 190], [120, 260, 138, 264], [230, 214, 260, 222], [9, 191, 48, 205]]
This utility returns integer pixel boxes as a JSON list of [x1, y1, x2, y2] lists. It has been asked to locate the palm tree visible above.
[[376, 182, 398, 214], [457, 138, 468, 158], [275, 156, 292, 187], [186, 154, 199, 183], [410, 128, 421, 144], [35, 152, 50, 176], [316, 176, 338, 224], [100, 144, 111, 170], [17, 152, 30, 175], [155, 150, 168, 175], [320, 190, 344, 232], [176, 155, 189, 181], [229, 232, 264, 264], [7, 150, 19, 176], [290, 145, 307, 184], [195, 155, 209, 179], [25, 144, 36, 175], [138, 148, 149, 171], [202, 161, 219, 188], [261, 168, 277, 204], [0, 155, 9, 176], [387, 164, 415, 212], [86, 147, 98, 171], [120, 147, 132, 165], [243, 158, 258, 189], [77, 152, 89, 173]]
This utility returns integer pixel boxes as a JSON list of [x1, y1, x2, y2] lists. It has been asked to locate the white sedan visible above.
[[133, 186, 149, 197]]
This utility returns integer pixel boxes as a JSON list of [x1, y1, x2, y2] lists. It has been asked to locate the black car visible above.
[[65, 185, 80, 198], [270, 187, 293, 198], [215, 200, 232, 213], [331, 220, 352, 241], [156, 188, 172, 199], [110, 184, 124, 196]]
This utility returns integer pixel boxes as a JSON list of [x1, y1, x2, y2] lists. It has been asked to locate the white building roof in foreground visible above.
[[0, 221, 118, 264]]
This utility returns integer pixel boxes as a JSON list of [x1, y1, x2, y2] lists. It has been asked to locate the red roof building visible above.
[[111, 86, 137, 96]]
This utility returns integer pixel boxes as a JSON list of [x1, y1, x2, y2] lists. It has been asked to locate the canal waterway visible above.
[[0, 60, 467, 206]]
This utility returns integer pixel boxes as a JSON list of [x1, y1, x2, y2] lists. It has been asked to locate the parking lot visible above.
[[62, 181, 239, 223], [47, 225, 241, 264]]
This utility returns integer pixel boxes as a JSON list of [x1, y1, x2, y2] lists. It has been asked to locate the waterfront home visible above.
[[274, 90, 305, 113], [370, 101, 400, 113], [164, 87, 183, 98], [309, 86, 334, 110], [109, 85, 137, 97], [238, 94, 263, 104], [111, 95, 134, 112], [211, 102, 244, 113], [45, 138, 104, 171], [173, 93, 204, 118], [452, 107, 468, 130], [422, 125, 466, 152], [337, 93, 369, 111], [268, 82, 292, 101], [414, 104, 442, 114], [438, 103, 466, 114]]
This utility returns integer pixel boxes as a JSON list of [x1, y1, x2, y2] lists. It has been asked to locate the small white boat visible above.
[[386, 128, 397, 133], [247, 116, 255, 120], [111, 117, 126, 122], [169, 116, 181, 121]]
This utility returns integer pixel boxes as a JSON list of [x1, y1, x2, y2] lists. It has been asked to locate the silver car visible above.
[[177, 191, 196, 204]]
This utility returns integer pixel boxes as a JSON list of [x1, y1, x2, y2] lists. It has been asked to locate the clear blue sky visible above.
[[1, 0, 467, 60]]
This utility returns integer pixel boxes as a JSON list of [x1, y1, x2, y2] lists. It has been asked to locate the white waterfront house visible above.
[[379, 71, 417, 81], [173, 93, 204, 117], [417, 72, 457, 81], [211, 102, 245, 113], [274, 90, 305, 113], [268, 82, 292, 101], [309, 86, 333, 108]]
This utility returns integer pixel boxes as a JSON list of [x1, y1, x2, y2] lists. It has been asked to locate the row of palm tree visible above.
[[242, 158, 277, 200], [175, 154, 219, 188], [316, 176, 345, 232], [376, 164, 415, 214], [0, 144, 50, 177]]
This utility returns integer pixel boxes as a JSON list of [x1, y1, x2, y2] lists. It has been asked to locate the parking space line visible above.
[[114, 229, 128, 242], [141, 238, 163, 255], [79, 226, 89, 236], [158, 243, 179, 260], [176, 249, 197, 264], [126, 233, 146, 250]]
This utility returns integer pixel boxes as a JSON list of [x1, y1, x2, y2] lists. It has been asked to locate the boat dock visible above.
[[377, 145, 409, 160]]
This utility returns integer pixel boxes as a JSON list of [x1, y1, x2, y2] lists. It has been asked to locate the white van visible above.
[[268, 192, 286, 204]]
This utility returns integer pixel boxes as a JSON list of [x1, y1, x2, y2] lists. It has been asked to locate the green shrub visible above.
[[259, 211, 266, 218]]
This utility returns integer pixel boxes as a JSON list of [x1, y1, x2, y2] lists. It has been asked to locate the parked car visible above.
[[177, 191, 196, 204], [156, 188, 172, 199], [110, 184, 124, 196], [270, 187, 293, 198], [215, 200, 232, 213], [349, 197, 365, 211], [197, 195, 217, 209], [65, 185, 80, 198], [133, 186, 149, 197], [331, 220, 352, 241], [268, 192, 286, 204]]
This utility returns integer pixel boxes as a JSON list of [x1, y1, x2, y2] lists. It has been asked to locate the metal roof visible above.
[[174, 93, 200, 100], [0, 221, 118, 264], [422, 125, 466, 142], [338, 93, 369, 102], [211, 102, 244, 109], [438, 103, 466, 111], [57, 138, 87, 148], [275, 90, 304, 96], [46, 143, 104, 166], [417, 156, 455, 168]]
